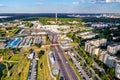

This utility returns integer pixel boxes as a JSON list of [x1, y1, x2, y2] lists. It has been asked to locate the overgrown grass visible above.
[[37, 53, 53, 80], [1, 58, 30, 80]]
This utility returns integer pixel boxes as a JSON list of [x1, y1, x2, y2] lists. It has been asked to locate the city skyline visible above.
[[0, 0, 120, 13]]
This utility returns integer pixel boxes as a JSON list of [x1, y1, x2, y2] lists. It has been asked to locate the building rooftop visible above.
[[108, 43, 120, 47]]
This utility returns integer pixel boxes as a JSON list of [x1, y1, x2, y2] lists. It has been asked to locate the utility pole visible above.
[[55, 12, 58, 24]]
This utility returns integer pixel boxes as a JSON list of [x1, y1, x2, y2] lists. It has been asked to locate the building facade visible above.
[[107, 44, 120, 55], [115, 63, 120, 79]]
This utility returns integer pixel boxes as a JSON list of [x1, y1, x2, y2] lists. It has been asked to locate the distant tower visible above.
[[55, 13, 58, 24]]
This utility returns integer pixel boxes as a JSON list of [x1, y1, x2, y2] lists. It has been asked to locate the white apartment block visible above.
[[76, 32, 97, 39], [115, 63, 120, 79], [85, 42, 100, 56], [107, 44, 120, 55], [85, 38, 120, 79], [85, 38, 107, 56], [90, 38, 107, 47], [98, 49, 120, 79], [99, 50, 108, 62], [105, 56, 117, 68], [99, 49, 119, 68]]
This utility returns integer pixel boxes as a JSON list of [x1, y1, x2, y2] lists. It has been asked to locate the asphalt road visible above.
[[51, 33, 78, 80]]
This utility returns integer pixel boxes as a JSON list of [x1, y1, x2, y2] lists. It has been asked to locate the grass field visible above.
[[1, 58, 30, 80], [37, 53, 53, 80]]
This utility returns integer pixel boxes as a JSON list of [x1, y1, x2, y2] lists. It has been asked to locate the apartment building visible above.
[[98, 49, 120, 79], [85, 38, 120, 79], [99, 50, 108, 62], [85, 38, 107, 56], [107, 44, 120, 55], [76, 31, 97, 39], [115, 63, 120, 79], [90, 38, 107, 47]]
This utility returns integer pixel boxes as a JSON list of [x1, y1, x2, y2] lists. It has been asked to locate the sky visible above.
[[0, 0, 120, 13]]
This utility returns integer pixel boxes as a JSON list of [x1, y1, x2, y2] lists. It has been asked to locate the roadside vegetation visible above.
[[37, 50, 53, 80]]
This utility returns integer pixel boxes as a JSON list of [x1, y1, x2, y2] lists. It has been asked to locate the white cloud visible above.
[[72, 2, 79, 5], [90, 0, 120, 3], [36, 2, 43, 5], [0, 4, 6, 7], [106, 0, 120, 3]]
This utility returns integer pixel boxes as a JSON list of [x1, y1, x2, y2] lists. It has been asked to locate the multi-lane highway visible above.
[[51, 32, 78, 80]]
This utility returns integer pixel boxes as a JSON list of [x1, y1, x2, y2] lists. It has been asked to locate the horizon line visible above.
[[0, 13, 120, 14]]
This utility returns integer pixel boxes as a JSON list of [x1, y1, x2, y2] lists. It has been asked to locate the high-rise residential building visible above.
[[115, 63, 120, 79], [107, 44, 120, 55], [90, 38, 107, 47], [85, 38, 107, 56], [99, 50, 108, 62]]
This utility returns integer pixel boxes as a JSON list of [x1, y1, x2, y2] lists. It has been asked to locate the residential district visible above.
[[0, 16, 120, 80]]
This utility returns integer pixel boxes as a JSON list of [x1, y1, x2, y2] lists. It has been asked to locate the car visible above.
[[82, 77, 86, 80], [66, 61, 68, 63], [78, 62, 80, 64], [60, 77, 64, 80], [76, 67, 79, 70], [31, 63, 33, 65]]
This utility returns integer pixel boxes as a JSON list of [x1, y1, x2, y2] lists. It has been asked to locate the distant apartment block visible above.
[[107, 44, 120, 55], [91, 23, 108, 28], [76, 31, 97, 39]]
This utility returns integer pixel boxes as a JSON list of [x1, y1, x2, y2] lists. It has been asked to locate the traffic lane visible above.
[[55, 46, 78, 80], [53, 46, 70, 80], [51, 32, 78, 80]]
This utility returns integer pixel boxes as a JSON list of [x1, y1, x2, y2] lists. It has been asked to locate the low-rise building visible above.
[[91, 23, 108, 28], [0, 42, 6, 49]]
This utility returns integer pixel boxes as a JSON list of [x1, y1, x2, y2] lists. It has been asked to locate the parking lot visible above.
[[68, 53, 90, 80], [28, 51, 37, 80]]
